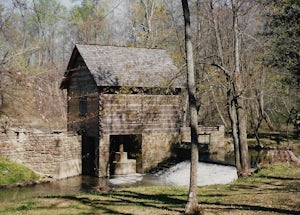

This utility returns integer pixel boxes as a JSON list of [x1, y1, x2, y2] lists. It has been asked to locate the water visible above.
[[0, 162, 237, 202], [0, 176, 103, 202], [2, 147, 298, 202], [153, 161, 238, 186]]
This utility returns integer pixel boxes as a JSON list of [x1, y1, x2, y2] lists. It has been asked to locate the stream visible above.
[[0, 161, 237, 202], [1, 147, 299, 202]]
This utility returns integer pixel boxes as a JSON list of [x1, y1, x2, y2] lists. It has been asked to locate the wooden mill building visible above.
[[60, 44, 185, 177]]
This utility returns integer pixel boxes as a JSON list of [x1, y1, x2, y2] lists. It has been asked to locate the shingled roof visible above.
[[66, 44, 185, 88]]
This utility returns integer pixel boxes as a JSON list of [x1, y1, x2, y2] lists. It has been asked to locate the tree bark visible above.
[[209, 0, 224, 65], [232, 0, 250, 175], [182, 0, 199, 213], [228, 89, 242, 172]]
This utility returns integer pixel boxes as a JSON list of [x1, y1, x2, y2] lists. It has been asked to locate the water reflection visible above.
[[0, 176, 108, 202]]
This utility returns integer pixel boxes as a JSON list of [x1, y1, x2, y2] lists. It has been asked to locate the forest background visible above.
[[0, 0, 299, 139]]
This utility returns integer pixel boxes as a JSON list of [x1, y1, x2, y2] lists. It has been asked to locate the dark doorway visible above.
[[82, 135, 99, 176], [109, 135, 142, 176]]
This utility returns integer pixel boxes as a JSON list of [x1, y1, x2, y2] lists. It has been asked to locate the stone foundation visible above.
[[98, 132, 180, 177], [142, 132, 179, 172], [0, 131, 81, 179]]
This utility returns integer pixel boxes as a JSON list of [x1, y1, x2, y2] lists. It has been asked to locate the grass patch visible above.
[[16, 201, 36, 211], [195, 163, 300, 214], [254, 163, 300, 178], [0, 163, 299, 214], [0, 156, 40, 186]]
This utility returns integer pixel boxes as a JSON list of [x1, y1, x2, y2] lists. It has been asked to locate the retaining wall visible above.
[[181, 125, 225, 152], [0, 131, 81, 179]]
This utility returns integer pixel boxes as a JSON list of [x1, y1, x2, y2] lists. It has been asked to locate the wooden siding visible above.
[[67, 56, 99, 136], [67, 56, 98, 94], [100, 94, 182, 135]]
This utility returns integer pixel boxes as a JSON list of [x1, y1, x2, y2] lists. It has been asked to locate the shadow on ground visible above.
[[43, 190, 187, 214], [200, 201, 300, 215], [40, 187, 299, 215]]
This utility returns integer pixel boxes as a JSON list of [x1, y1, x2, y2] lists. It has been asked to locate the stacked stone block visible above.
[[0, 132, 81, 179]]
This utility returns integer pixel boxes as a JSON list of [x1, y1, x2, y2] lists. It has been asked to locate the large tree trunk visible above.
[[228, 89, 242, 172], [210, 0, 243, 172], [236, 99, 249, 174], [232, 0, 250, 176], [182, 0, 199, 214]]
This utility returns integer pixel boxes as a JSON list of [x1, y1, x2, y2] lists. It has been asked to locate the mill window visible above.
[[79, 96, 87, 117]]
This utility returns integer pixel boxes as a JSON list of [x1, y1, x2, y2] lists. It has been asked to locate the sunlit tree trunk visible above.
[[232, 0, 250, 175], [210, 0, 250, 175], [228, 89, 242, 171], [182, 0, 199, 213]]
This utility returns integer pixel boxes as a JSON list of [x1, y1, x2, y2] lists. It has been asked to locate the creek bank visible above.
[[0, 176, 54, 189], [248, 145, 300, 165], [0, 162, 238, 201], [1, 163, 299, 215]]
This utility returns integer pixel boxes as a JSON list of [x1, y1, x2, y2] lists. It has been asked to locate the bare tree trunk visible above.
[[182, 0, 200, 213], [141, 0, 156, 47], [209, 0, 227, 128], [183, 92, 189, 127], [210, 87, 227, 127], [0, 64, 3, 111], [232, 0, 250, 175], [253, 69, 267, 148], [228, 89, 241, 171], [209, 0, 224, 65]]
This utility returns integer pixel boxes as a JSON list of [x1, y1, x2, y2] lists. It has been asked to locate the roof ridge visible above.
[[75, 43, 164, 51]]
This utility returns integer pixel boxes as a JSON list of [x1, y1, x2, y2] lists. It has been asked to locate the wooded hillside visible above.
[[0, 0, 299, 136]]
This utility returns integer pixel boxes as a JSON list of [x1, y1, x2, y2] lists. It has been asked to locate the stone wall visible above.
[[98, 134, 110, 177], [97, 93, 182, 177], [0, 131, 81, 179], [142, 132, 180, 172], [98, 131, 181, 177], [181, 125, 225, 152]]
